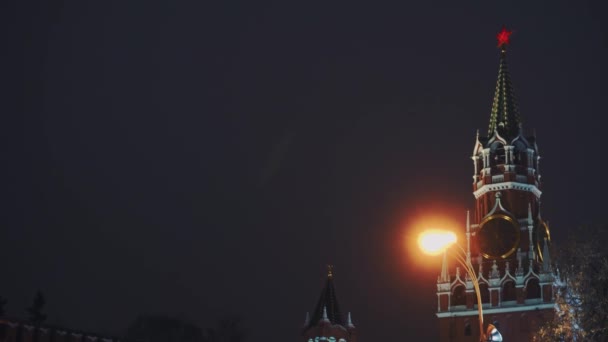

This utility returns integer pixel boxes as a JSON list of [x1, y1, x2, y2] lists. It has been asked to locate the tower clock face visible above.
[[478, 214, 520, 259]]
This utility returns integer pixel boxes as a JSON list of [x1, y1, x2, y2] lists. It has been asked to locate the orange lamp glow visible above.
[[418, 230, 457, 255]]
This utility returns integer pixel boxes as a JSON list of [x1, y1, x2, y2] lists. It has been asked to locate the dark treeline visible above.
[[0, 290, 48, 325], [0, 292, 247, 342], [125, 314, 247, 342]]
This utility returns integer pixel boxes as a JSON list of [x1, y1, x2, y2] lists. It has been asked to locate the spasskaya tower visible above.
[[436, 28, 556, 341]]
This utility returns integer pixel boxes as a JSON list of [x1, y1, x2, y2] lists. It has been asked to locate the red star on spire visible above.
[[497, 27, 512, 48]]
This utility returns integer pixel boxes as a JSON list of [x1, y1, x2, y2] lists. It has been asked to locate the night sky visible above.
[[2, 1, 608, 341]]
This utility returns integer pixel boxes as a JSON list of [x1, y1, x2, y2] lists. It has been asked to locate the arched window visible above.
[[513, 141, 526, 165], [451, 285, 466, 306], [472, 282, 490, 305], [491, 142, 506, 166], [526, 278, 541, 299], [479, 283, 490, 303], [502, 281, 516, 302], [464, 320, 472, 336]]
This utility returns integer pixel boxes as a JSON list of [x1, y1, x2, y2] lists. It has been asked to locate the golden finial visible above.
[[327, 265, 334, 278]]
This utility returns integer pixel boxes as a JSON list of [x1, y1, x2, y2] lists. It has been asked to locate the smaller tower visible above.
[[302, 266, 357, 342]]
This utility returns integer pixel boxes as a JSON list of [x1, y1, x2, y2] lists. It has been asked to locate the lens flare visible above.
[[418, 230, 457, 255]]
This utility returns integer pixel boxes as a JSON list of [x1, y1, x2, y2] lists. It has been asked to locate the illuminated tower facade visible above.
[[302, 267, 357, 342], [436, 29, 555, 341]]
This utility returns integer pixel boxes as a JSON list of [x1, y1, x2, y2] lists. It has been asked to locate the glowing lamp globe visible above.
[[418, 230, 457, 255]]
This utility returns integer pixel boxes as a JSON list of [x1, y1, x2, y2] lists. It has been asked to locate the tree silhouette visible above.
[[204, 316, 246, 342], [125, 314, 204, 342], [125, 314, 247, 342], [27, 291, 47, 325], [535, 225, 608, 341]]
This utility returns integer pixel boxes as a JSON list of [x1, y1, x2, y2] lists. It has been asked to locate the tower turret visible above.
[[302, 266, 357, 342]]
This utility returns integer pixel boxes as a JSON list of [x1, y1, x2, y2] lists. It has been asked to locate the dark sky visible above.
[[2, 0, 607, 340]]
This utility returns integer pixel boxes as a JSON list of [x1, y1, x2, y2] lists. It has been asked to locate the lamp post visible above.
[[418, 230, 502, 342]]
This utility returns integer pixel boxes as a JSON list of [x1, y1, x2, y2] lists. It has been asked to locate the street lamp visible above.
[[418, 230, 501, 342]]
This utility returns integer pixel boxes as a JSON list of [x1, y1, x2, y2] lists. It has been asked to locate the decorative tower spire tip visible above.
[[327, 265, 334, 278], [347, 312, 355, 328], [322, 306, 329, 322], [497, 26, 512, 50]]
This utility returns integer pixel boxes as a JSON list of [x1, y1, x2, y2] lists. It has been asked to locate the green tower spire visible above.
[[488, 28, 521, 139]]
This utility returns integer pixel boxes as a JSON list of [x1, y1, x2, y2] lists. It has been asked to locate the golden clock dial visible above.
[[535, 220, 551, 262], [478, 214, 520, 259]]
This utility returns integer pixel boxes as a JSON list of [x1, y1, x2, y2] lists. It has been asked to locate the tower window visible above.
[[491, 142, 506, 165], [464, 321, 472, 336], [479, 283, 490, 303], [451, 286, 466, 306], [502, 281, 516, 302], [526, 278, 541, 299], [472, 283, 490, 305]]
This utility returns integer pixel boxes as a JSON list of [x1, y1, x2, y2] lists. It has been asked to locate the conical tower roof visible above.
[[488, 28, 521, 140], [308, 266, 343, 327]]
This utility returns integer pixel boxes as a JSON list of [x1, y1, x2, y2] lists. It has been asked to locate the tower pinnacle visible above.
[[321, 306, 329, 322], [347, 312, 355, 328], [302, 267, 356, 342]]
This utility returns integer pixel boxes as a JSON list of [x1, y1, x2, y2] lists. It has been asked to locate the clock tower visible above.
[[436, 28, 556, 341]]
